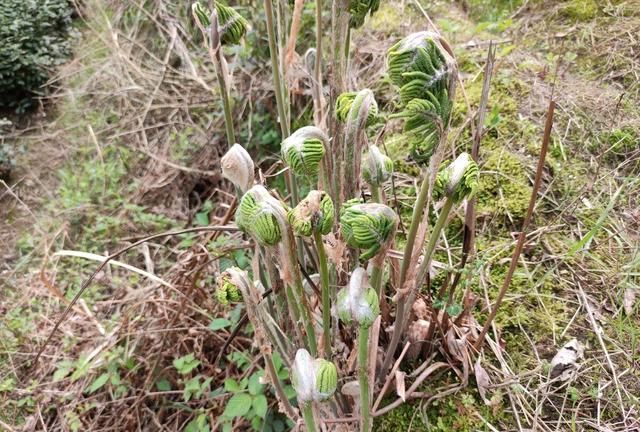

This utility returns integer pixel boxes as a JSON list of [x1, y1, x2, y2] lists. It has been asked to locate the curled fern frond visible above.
[[390, 96, 451, 162], [292, 349, 339, 403], [349, 0, 380, 29], [387, 31, 452, 90], [433, 152, 479, 203], [335, 90, 378, 126], [216, 271, 243, 305], [340, 203, 398, 261], [192, 2, 210, 27], [221, 143, 254, 192], [236, 186, 283, 246], [216, 2, 248, 45], [362, 145, 393, 187], [314, 360, 338, 400], [288, 190, 334, 237], [336, 267, 380, 327], [281, 126, 328, 177], [191, 1, 248, 45], [387, 32, 456, 164]]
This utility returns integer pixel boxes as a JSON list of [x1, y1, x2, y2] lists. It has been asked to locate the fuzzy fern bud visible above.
[[221, 144, 254, 192], [281, 126, 328, 177], [336, 267, 380, 328], [236, 185, 284, 246], [433, 152, 479, 203], [340, 203, 398, 261], [335, 90, 378, 126], [191, 1, 248, 46], [216, 270, 243, 305], [288, 190, 334, 237], [362, 145, 393, 186], [291, 349, 338, 403], [349, 0, 380, 29]]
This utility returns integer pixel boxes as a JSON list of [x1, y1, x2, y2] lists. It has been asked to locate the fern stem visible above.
[[358, 325, 371, 432]]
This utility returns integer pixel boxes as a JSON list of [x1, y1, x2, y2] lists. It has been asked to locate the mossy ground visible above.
[[367, 0, 640, 430]]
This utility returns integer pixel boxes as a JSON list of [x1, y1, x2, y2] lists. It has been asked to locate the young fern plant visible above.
[[209, 5, 490, 432], [336, 268, 380, 432], [291, 349, 338, 432], [288, 191, 334, 359], [192, 1, 248, 149]]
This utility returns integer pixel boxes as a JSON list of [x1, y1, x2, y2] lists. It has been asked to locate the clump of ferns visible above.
[[203, 5, 480, 431]]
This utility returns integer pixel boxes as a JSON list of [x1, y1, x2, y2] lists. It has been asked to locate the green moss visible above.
[[464, 0, 525, 23], [477, 149, 532, 223], [562, 0, 599, 21], [374, 401, 428, 431], [367, 3, 405, 36], [602, 126, 640, 160]]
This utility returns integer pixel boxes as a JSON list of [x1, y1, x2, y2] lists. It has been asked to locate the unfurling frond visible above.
[[288, 190, 334, 237], [340, 203, 398, 261], [281, 126, 328, 177], [336, 267, 380, 328]]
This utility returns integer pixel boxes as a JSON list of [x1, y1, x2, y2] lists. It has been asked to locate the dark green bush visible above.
[[0, 0, 74, 112]]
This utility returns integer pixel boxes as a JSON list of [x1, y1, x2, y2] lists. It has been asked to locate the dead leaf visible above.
[[474, 360, 491, 404], [324, 232, 347, 273], [550, 338, 584, 381], [623, 287, 637, 316]]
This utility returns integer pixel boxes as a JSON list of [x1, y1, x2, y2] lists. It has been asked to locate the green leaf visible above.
[[224, 378, 240, 392], [248, 372, 264, 395], [85, 373, 109, 394], [183, 376, 202, 402], [253, 394, 268, 419], [185, 413, 210, 432], [0, 378, 16, 392], [173, 353, 200, 375], [52, 360, 74, 382], [446, 303, 463, 317], [70, 356, 91, 382], [195, 211, 209, 226], [223, 393, 252, 418], [209, 318, 231, 331], [155, 378, 171, 392], [284, 385, 296, 400]]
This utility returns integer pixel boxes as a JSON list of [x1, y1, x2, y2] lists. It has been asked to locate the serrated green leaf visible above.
[[223, 393, 252, 418], [173, 353, 200, 374]]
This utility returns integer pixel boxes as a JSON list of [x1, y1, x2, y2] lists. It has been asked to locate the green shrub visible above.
[[0, 0, 74, 112]]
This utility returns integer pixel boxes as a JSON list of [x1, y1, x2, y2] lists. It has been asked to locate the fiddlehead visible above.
[[387, 31, 456, 162], [362, 145, 393, 187], [340, 202, 398, 261], [221, 143, 254, 193], [288, 190, 335, 237], [281, 126, 328, 178]]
